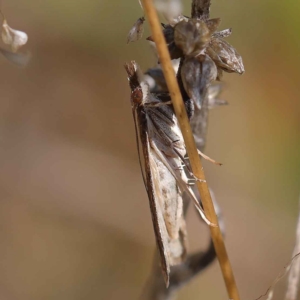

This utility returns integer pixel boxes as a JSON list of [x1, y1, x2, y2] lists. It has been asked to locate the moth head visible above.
[[131, 86, 143, 105], [125, 60, 146, 105]]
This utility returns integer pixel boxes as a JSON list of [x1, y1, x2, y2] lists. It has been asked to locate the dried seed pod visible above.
[[174, 19, 211, 57], [207, 84, 228, 109], [205, 18, 221, 34], [207, 37, 245, 74], [148, 25, 184, 59], [127, 17, 145, 43], [2, 19, 28, 52], [213, 28, 232, 38], [168, 41, 184, 59], [162, 24, 174, 43], [216, 68, 223, 81], [181, 54, 217, 109]]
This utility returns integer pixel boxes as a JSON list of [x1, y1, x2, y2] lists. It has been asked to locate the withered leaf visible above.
[[174, 19, 211, 57], [127, 17, 145, 43], [208, 37, 244, 74], [181, 54, 217, 109]]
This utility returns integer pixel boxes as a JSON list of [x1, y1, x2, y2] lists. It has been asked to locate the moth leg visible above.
[[197, 149, 222, 166], [184, 150, 222, 166], [171, 158, 216, 228], [175, 154, 206, 183], [150, 141, 216, 227], [174, 165, 198, 186], [187, 178, 196, 186], [178, 150, 221, 182]]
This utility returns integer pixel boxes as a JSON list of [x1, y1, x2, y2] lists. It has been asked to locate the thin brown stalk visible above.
[[141, 0, 240, 299]]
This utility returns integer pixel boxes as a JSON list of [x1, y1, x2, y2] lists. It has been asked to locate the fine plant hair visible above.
[[126, 0, 244, 299], [255, 198, 300, 300], [285, 198, 300, 300]]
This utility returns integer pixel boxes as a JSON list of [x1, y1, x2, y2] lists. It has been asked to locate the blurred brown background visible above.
[[0, 0, 299, 299]]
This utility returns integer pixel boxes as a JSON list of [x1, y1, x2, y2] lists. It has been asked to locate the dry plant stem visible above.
[[285, 196, 300, 300], [141, 1, 240, 299]]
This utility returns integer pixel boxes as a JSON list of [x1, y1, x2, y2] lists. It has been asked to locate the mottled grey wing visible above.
[[125, 61, 177, 287], [142, 131, 172, 286]]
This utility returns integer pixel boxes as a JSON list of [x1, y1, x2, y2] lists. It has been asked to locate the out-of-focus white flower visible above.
[[154, 0, 182, 25], [2, 19, 28, 52]]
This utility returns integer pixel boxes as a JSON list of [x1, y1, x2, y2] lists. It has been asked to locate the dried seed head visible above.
[[207, 37, 244, 74], [2, 19, 28, 52], [127, 17, 145, 43], [181, 54, 217, 109], [174, 19, 211, 57]]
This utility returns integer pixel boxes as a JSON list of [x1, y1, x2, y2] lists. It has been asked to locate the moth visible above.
[[124, 60, 213, 286]]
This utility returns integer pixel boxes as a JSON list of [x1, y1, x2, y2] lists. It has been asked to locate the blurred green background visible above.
[[0, 0, 299, 299]]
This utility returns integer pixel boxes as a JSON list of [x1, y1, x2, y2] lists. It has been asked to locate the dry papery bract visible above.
[[0, 12, 29, 65], [127, 17, 145, 43]]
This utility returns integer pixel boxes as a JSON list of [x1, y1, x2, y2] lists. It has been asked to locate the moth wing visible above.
[[150, 139, 214, 226], [143, 130, 171, 286]]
